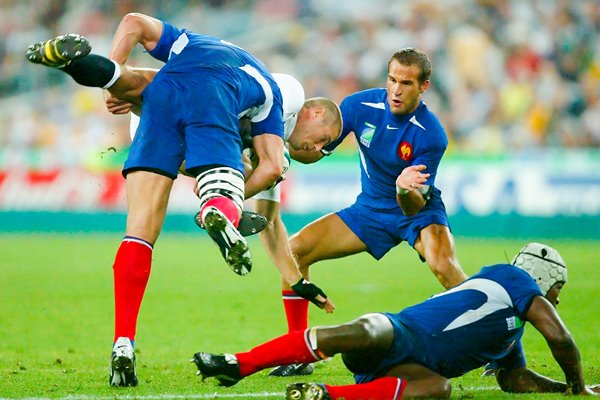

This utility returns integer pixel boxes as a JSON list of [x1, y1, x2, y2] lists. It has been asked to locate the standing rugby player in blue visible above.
[[27, 13, 289, 386], [192, 243, 600, 399], [270, 48, 468, 376]]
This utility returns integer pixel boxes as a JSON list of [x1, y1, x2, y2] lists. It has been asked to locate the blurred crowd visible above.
[[0, 0, 599, 170]]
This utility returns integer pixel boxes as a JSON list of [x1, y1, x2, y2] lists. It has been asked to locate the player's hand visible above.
[[396, 164, 430, 192], [104, 91, 135, 115], [291, 278, 335, 313]]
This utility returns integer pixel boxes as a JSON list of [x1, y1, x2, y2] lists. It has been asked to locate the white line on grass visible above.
[[4, 387, 502, 400], [10, 393, 283, 400]]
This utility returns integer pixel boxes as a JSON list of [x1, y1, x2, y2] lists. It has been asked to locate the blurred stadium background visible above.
[[0, 0, 599, 239], [1, 1, 599, 398]]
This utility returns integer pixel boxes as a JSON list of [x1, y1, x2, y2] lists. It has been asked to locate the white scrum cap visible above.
[[512, 242, 568, 295]]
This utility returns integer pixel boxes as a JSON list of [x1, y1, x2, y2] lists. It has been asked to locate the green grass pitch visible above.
[[0, 233, 598, 399]]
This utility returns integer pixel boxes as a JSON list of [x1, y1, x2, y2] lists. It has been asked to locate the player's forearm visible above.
[[246, 135, 284, 198], [548, 336, 587, 393], [259, 217, 302, 285], [244, 168, 280, 199], [496, 368, 567, 393], [243, 155, 283, 199], [395, 165, 430, 216], [396, 190, 426, 216]]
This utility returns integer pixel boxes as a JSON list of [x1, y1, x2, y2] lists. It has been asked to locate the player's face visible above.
[[545, 282, 564, 307], [288, 110, 338, 153], [386, 59, 429, 115]]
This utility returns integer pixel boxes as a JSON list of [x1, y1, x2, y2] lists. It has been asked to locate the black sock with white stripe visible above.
[[61, 54, 121, 88]]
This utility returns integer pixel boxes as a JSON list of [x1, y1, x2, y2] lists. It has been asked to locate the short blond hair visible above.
[[304, 97, 342, 141]]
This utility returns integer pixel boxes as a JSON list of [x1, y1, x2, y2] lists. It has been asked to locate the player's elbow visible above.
[[119, 13, 161, 49], [263, 161, 284, 183], [120, 13, 147, 30]]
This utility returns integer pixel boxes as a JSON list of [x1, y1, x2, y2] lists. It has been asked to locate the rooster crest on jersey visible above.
[[512, 242, 568, 295]]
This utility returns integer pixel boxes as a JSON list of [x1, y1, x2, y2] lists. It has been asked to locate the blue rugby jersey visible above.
[[147, 21, 284, 138], [325, 89, 447, 209], [356, 265, 542, 383]]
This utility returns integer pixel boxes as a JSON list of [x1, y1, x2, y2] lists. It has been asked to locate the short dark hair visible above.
[[388, 48, 432, 84]]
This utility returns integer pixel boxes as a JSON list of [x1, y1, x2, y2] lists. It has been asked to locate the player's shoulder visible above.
[[341, 88, 387, 109], [476, 263, 531, 279], [474, 264, 539, 292], [412, 101, 444, 131]]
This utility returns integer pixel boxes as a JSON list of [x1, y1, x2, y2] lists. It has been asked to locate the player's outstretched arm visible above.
[[496, 367, 599, 395], [505, 296, 591, 394], [255, 199, 334, 313]]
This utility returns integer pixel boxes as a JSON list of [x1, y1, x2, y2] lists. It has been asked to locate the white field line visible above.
[[1, 386, 502, 400], [3, 394, 282, 400]]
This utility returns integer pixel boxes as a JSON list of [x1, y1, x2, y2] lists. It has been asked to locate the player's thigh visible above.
[[289, 213, 368, 266], [124, 79, 187, 178], [124, 170, 173, 244], [386, 363, 451, 399], [183, 79, 244, 173]]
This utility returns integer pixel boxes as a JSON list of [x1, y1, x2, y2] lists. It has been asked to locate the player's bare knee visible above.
[[432, 379, 452, 399], [429, 256, 452, 275], [350, 313, 394, 349], [436, 379, 452, 399], [289, 234, 311, 269], [428, 254, 459, 277], [423, 383, 451, 399], [407, 377, 451, 399]]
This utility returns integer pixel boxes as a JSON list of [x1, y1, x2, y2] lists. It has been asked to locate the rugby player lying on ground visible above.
[[192, 243, 600, 399]]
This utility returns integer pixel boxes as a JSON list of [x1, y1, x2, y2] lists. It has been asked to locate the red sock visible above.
[[113, 236, 153, 342], [201, 197, 240, 227], [325, 377, 406, 400], [235, 330, 319, 376], [282, 290, 309, 332]]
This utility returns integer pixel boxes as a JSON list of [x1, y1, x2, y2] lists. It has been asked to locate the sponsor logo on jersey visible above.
[[359, 122, 376, 148], [397, 141, 413, 161], [505, 316, 523, 331]]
